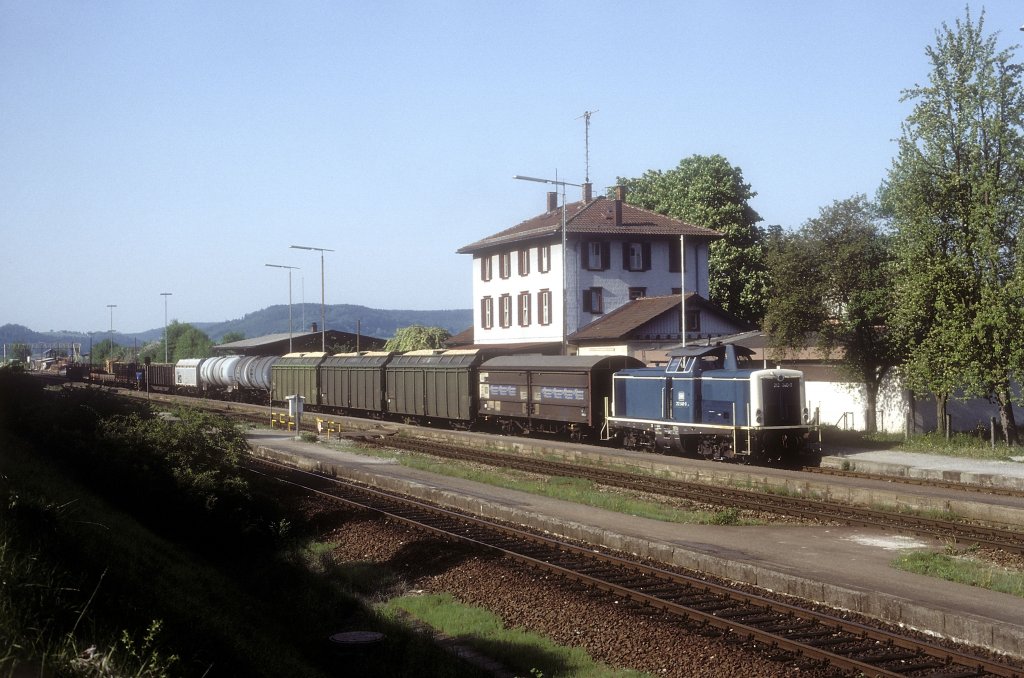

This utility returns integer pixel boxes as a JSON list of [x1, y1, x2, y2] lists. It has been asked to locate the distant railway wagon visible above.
[[146, 362, 176, 392], [232, 356, 278, 392], [175, 358, 203, 390], [320, 351, 392, 416], [478, 355, 644, 439], [200, 355, 242, 392]]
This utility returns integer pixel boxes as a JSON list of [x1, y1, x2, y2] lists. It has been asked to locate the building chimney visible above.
[[615, 184, 627, 202], [582, 182, 592, 202], [311, 322, 317, 333], [546, 191, 558, 212], [604, 198, 623, 226]]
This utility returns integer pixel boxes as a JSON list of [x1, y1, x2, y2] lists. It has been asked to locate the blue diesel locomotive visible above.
[[607, 343, 820, 465]]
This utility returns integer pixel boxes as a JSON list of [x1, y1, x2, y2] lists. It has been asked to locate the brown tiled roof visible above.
[[457, 196, 721, 254], [570, 294, 754, 342], [569, 294, 692, 341]]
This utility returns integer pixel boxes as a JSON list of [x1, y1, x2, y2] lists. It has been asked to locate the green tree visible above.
[[166, 322, 214, 361], [763, 196, 900, 433], [881, 8, 1024, 444], [91, 338, 126, 365], [220, 331, 245, 344], [617, 154, 770, 323], [5, 342, 31, 363], [384, 325, 451, 352]]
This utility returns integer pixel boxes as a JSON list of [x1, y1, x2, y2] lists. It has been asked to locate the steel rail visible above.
[[367, 436, 1024, 555], [244, 455, 1021, 678]]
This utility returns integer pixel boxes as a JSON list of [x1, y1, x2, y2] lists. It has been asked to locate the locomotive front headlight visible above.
[[803, 407, 809, 423], [755, 408, 763, 424]]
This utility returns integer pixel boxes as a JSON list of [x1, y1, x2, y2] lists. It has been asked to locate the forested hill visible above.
[[1, 304, 472, 347]]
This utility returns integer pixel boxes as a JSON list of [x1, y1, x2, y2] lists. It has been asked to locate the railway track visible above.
[[244, 454, 1022, 678], [803, 465, 1024, 499], [89, 388, 1024, 554], [359, 436, 1024, 555]]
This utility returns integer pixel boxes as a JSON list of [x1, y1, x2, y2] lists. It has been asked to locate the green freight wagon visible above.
[[271, 352, 327, 406], [320, 351, 394, 416], [385, 349, 491, 426]]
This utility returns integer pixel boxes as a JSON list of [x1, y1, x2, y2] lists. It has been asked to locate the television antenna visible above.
[[577, 109, 598, 184]]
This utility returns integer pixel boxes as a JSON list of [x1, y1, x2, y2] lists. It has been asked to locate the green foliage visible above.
[[97, 407, 250, 511], [893, 551, 1024, 597], [385, 593, 646, 678], [617, 154, 770, 323], [91, 337, 126, 364], [165, 321, 213, 360], [763, 195, 899, 432], [384, 325, 451, 352], [220, 331, 245, 344], [881, 8, 1024, 443], [5, 342, 31, 362]]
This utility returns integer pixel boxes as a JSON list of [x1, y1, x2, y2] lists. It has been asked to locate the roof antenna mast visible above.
[[577, 109, 598, 184]]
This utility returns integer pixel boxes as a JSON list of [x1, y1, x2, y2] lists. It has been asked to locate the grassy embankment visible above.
[[0, 369, 648, 678]]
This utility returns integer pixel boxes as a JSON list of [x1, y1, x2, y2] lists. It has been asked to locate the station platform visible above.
[[822, 447, 1024, 491], [246, 430, 1024, 659]]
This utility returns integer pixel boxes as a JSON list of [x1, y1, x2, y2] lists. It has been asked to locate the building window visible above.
[[480, 296, 493, 329], [538, 245, 551, 273], [582, 287, 603, 314], [629, 287, 647, 300], [584, 241, 609, 270], [518, 248, 530, 276], [685, 310, 700, 331], [480, 256, 493, 282], [670, 242, 681, 273], [499, 252, 511, 279], [518, 291, 531, 326], [499, 294, 512, 328], [538, 289, 552, 325], [623, 242, 651, 271]]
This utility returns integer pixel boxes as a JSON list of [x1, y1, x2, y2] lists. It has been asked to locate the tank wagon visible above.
[[607, 344, 820, 464], [478, 355, 644, 440]]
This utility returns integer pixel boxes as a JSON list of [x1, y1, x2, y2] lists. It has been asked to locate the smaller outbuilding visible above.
[[211, 330, 385, 357]]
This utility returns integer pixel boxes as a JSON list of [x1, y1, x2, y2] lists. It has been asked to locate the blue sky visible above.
[[2, 1, 1021, 333]]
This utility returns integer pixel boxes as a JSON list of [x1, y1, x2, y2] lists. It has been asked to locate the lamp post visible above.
[[106, 304, 117, 362], [160, 292, 172, 362], [265, 264, 299, 353], [290, 245, 333, 352], [514, 174, 580, 355]]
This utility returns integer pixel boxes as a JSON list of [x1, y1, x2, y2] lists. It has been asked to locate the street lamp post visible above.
[[106, 304, 117, 362], [160, 292, 172, 362], [290, 245, 333, 352], [265, 264, 299, 353], [514, 174, 581, 355]]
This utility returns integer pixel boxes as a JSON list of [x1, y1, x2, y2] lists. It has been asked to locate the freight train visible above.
[[83, 343, 821, 466]]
